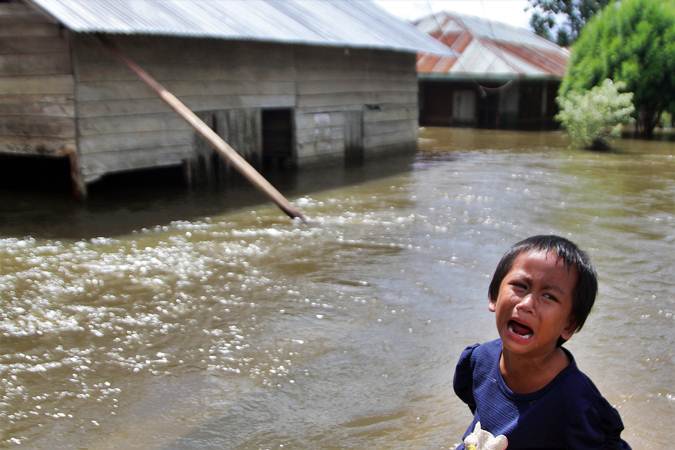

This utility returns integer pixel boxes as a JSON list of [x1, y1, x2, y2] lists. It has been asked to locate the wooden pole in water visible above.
[[62, 147, 87, 200], [98, 36, 307, 222]]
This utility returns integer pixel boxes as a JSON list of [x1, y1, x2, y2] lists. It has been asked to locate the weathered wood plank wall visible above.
[[294, 47, 418, 164], [73, 36, 418, 183], [1, 19, 418, 184], [189, 109, 262, 185], [72, 36, 296, 183], [0, 2, 76, 156]]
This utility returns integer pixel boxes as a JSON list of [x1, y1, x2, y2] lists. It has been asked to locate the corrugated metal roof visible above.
[[27, 0, 453, 55], [415, 12, 568, 79]]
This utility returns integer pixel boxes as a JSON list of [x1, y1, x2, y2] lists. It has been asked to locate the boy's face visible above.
[[489, 250, 577, 358]]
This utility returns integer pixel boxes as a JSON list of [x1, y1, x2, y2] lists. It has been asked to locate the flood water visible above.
[[0, 128, 673, 449]]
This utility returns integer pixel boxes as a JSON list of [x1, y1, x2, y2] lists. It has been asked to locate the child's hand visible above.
[[464, 422, 508, 450]]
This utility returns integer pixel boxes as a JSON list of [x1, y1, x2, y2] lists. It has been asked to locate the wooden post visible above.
[[61, 147, 87, 200], [98, 36, 306, 222]]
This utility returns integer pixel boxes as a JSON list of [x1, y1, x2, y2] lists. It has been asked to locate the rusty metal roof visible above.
[[415, 12, 568, 79], [27, 0, 453, 55]]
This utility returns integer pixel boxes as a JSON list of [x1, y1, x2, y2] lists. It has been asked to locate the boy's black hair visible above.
[[488, 235, 598, 345]]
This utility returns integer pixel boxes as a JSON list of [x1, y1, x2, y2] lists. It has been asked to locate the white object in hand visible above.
[[463, 421, 508, 450]]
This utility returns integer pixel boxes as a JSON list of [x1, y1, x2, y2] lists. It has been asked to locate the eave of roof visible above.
[[418, 72, 562, 82]]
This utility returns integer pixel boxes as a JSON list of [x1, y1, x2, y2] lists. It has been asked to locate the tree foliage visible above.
[[559, 0, 675, 137], [527, 0, 610, 46], [556, 79, 634, 149]]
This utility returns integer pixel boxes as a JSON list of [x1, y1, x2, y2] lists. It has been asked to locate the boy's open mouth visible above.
[[508, 320, 533, 339]]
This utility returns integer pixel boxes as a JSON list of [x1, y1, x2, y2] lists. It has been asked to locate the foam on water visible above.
[[0, 193, 413, 444]]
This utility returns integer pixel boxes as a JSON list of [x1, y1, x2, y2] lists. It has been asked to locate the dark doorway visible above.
[[518, 82, 545, 129], [262, 109, 294, 171], [478, 90, 500, 128], [419, 81, 453, 126]]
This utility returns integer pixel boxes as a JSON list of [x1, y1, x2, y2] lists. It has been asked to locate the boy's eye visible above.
[[543, 293, 558, 302], [510, 281, 527, 291]]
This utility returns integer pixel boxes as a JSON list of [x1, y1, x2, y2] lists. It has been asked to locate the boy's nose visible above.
[[515, 293, 535, 313]]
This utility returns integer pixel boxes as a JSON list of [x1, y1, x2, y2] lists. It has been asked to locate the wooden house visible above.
[[0, 0, 451, 196], [414, 12, 569, 130]]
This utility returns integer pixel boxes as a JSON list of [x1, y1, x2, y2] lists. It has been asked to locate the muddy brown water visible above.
[[0, 128, 673, 449]]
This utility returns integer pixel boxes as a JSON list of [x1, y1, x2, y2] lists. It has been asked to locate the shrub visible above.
[[556, 79, 635, 150]]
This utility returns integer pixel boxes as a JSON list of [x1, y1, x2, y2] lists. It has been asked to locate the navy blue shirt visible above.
[[453, 339, 631, 449]]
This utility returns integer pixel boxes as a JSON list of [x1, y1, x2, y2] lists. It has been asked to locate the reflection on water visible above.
[[0, 153, 417, 239], [0, 128, 673, 449]]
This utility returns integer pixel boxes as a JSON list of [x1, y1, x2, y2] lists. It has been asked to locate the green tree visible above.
[[560, 0, 675, 137], [527, 0, 610, 46]]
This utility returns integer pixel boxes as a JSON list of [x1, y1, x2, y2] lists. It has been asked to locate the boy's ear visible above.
[[488, 297, 496, 312], [561, 316, 577, 341]]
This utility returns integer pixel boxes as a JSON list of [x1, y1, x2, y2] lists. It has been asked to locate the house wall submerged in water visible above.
[[66, 36, 420, 184], [419, 77, 560, 129], [414, 12, 568, 130], [0, 0, 451, 195]]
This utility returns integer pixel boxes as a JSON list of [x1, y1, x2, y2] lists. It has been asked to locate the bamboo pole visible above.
[[98, 36, 306, 222]]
